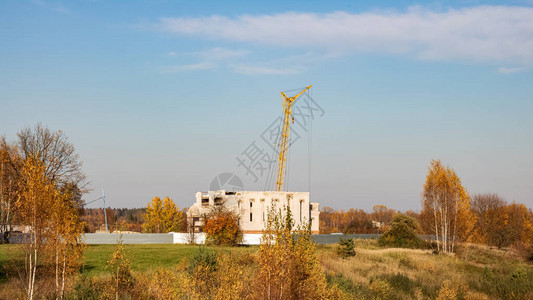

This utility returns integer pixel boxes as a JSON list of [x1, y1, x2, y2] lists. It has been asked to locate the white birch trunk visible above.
[[432, 191, 440, 251], [452, 195, 458, 253], [55, 244, 59, 298], [60, 252, 66, 300]]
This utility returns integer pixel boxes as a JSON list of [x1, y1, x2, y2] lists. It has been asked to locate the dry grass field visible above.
[[1, 240, 532, 299], [320, 240, 533, 299]]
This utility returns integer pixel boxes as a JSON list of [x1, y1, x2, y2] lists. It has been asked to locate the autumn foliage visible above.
[[105, 236, 134, 299], [320, 205, 398, 234], [203, 206, 243, 246], [255, 206, 341, 299], [14, 156, 85, 299], [420, 160, 476, 253], [142, 196, 183, 233], [471, 193, 533, 248]]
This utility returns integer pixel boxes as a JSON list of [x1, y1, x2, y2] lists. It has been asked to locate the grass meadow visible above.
[[0, 243, 258, 278], [1, 240, 532, 299]]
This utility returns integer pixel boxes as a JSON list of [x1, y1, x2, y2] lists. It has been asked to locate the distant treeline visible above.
[[82, 208, 146, 233], [319, 205, 417, 234], [81, 206, 189, 233], [320, 193, 533, 249]]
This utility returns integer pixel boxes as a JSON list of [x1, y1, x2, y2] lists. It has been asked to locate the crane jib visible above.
[[275, 85, 312, 192]]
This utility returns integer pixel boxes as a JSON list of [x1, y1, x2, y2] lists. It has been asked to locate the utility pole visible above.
[[102, 187, 108, 232]]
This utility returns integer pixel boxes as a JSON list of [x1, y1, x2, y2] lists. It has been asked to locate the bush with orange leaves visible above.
[[203, 206, 243, 246]]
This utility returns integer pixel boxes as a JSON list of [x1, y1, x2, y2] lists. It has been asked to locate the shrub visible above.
[[203, 206, 243, 246], [336, 238, 356, 259], [481, 266, 533, 299], [369, 278, 392, 299], [326, 272, 369, 298], [385, 273, 416, 296], [436, 280, 467, 300], [147, 268, 177, 299], [378, 214, 424, 248], [105, 236, 134, 299], [254, 205, 341, 299], [188, 247, 218, 274]]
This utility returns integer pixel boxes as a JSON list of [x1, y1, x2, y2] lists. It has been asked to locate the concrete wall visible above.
[[172, 232, 206, 244], [83, 233, 173, 244], [9, 233, 435, 245], [311, 234, 379, 244], [171, 233, 262, 245]]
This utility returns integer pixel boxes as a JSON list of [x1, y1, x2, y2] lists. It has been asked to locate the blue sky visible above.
[[1, 0, 532, 211]]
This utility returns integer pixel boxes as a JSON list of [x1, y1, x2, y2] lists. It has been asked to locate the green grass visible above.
[[2, 241, 532, 299], [0, 245, 19, 283], [0, 244, 258, 278], [82, 244, 257, 276]]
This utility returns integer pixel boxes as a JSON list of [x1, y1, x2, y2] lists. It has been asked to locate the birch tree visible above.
[[16, 157, 56, 299], [47, 187, 85, 299], [421, 160, 476, 253], [15, 156, 86, 299], [2, 125, 87, 244], [3, 125, 86, 298], [0, 139, 21, 243]]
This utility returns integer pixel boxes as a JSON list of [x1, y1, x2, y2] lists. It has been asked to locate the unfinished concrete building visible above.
[[187, 190, 320, 234]]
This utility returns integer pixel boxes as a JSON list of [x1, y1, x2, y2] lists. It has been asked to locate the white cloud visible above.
[[162, 47, 249, 74], [232, 65, 305, 75], [197, 47, 248, 60], [167, 47, 248, 59], [156, 6, 533, 66], [497, 66, 528, 74], [160, 61, 215, 73]]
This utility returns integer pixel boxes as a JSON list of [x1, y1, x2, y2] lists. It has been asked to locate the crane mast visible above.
[[275, 85, 312, 192]]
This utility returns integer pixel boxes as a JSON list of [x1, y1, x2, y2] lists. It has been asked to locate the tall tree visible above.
[[0, 139, 22, 242], [142, 197, 183, 233], [421, 160, 476, 253], [505, 202, 533, 247], [16, 124, 87, 191], [47, 188, 85, 298], [471, 193, 507, 245], [1, 124, 87, 240], [161, 197, 183, 233], [16, 157, 57, 299], [472, 193, 533, 247], [0, 125, 87, 298]]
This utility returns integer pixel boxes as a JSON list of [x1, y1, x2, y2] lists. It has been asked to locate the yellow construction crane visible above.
[[275, 85, 312, 192]]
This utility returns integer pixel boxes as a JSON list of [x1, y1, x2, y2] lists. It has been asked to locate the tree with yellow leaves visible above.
[[142, 197, 183, 233], [16, 157, 55, 299], [254, 205, 341, 299], [106, 235, 133, 299], [471, 194, 533, 247], [421, 160, 476, 253], [15, 156, 86, 299], [0, 139, 21, 243], [47, 186, 85, 298]]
